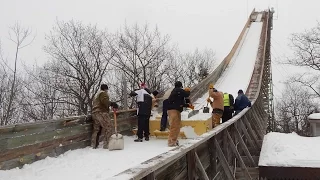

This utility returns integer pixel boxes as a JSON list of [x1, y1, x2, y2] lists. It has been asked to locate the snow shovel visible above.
[[203, 103, 210, 113], [108, 109, 124, 151], [188, 109, 200, 118]]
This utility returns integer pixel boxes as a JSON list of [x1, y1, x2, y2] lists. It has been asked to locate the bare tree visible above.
[[275, 83, 318, 136], [0, 23, 34, 125], [43, 20, 113, 115], [20, 66, 63, 122], [287, 22, 320, 98], [165, 48, 216, 87], [109, 23, 173, 92]]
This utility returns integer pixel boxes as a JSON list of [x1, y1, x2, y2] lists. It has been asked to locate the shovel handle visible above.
[[113, 108, 118, 136]]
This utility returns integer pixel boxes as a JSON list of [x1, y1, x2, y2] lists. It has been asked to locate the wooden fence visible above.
[[0, 109, 137, 170]]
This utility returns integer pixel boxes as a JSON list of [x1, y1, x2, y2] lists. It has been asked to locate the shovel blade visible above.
[[108, 133, 124, 151], [188, 110, 200, 118]]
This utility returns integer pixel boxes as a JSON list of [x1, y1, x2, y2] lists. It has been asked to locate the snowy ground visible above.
[[0, 136, 187, 180], [259, 132, 320, 168]]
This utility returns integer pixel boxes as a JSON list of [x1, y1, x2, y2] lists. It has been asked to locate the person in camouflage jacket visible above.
[[91, 84, 118, 149]]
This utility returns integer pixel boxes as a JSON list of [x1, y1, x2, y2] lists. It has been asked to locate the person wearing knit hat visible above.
[[140, 82, 147, 89], [91, 84, 118, 149], [167, 81, 192, 147], [129, 83, 152, 142], [234, 89, 251, 115]]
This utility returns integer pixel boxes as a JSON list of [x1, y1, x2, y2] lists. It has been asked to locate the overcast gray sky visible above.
[[1, 0, 320, 96]]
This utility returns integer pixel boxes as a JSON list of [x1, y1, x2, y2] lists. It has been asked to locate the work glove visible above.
[[188, 104, 194, 110], [184, 87, 190, 92], [208, 84, 214, 89], [185, 98, 190, 104], [110, 102, 119, 109]]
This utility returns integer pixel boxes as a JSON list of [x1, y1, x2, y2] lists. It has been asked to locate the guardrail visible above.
[[0, 109, 137, 170]]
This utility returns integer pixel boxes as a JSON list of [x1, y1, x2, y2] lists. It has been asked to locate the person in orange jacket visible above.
[[207, 84, 224, 127]]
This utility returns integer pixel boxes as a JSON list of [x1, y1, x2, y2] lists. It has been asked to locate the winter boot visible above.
[[103, 141, 108, 149], [134, 138, 143, 142], [145, 137, 149, 141]]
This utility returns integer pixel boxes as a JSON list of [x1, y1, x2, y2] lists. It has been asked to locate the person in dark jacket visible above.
[[160, 99, 169, 131], [167, 81, 192, 147], [221, 92, 235, 123], [234, 89, 251, 115], [130, 83, 153, 142]]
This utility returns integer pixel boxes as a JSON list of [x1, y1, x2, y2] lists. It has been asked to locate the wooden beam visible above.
[[242, 117, 261, 149], [226, 131, 252, 180], [195, 152, 210, 180], [214, 138, 235, 180], [187, 149, 196, 180], [238, 120, 259, 151], [234, 126, 256, 167], [0, 132, 91, 162], [208, 138, 217, 179], [0, 124, 92, 150], [0, 116, 89, 140], [250, 109, 265, 139], [144, 172, 155, 180]]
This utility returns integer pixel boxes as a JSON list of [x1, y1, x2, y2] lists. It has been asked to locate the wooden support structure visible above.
[[195, 152, 210, 180], [187, 149, 196, 180]]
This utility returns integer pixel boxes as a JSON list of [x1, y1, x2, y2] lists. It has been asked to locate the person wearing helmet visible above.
[[207, 84, 224, 127]]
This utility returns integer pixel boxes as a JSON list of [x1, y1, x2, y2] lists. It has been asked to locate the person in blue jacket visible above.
[[234, 89, 251, 115]]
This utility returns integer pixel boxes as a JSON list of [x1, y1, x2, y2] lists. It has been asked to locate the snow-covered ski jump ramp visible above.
[[0, 9, 274, 180]]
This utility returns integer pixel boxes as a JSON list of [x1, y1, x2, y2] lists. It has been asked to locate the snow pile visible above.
[[180, 126, 199, 138], [308, 113, 320, 120], [0, 136, 187, 180], [259, 132, 320, 168]]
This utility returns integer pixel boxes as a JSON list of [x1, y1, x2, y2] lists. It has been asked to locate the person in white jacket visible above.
[[130, 83, 153, 142]]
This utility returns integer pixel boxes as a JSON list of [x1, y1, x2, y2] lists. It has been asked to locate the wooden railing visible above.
[[111, 10, 271, 180], [0, 109, 137, 170]]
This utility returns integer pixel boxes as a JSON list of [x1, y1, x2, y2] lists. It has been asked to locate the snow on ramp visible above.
[[190, 22, 263, 119]]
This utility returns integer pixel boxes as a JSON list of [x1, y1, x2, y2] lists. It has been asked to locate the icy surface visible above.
[[259, 132, 320, 168]]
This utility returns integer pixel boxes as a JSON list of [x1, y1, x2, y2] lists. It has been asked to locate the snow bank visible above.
[[259, 132, 320, 168], [0, 136, 187, 180], [308, 113, 320, 120]]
